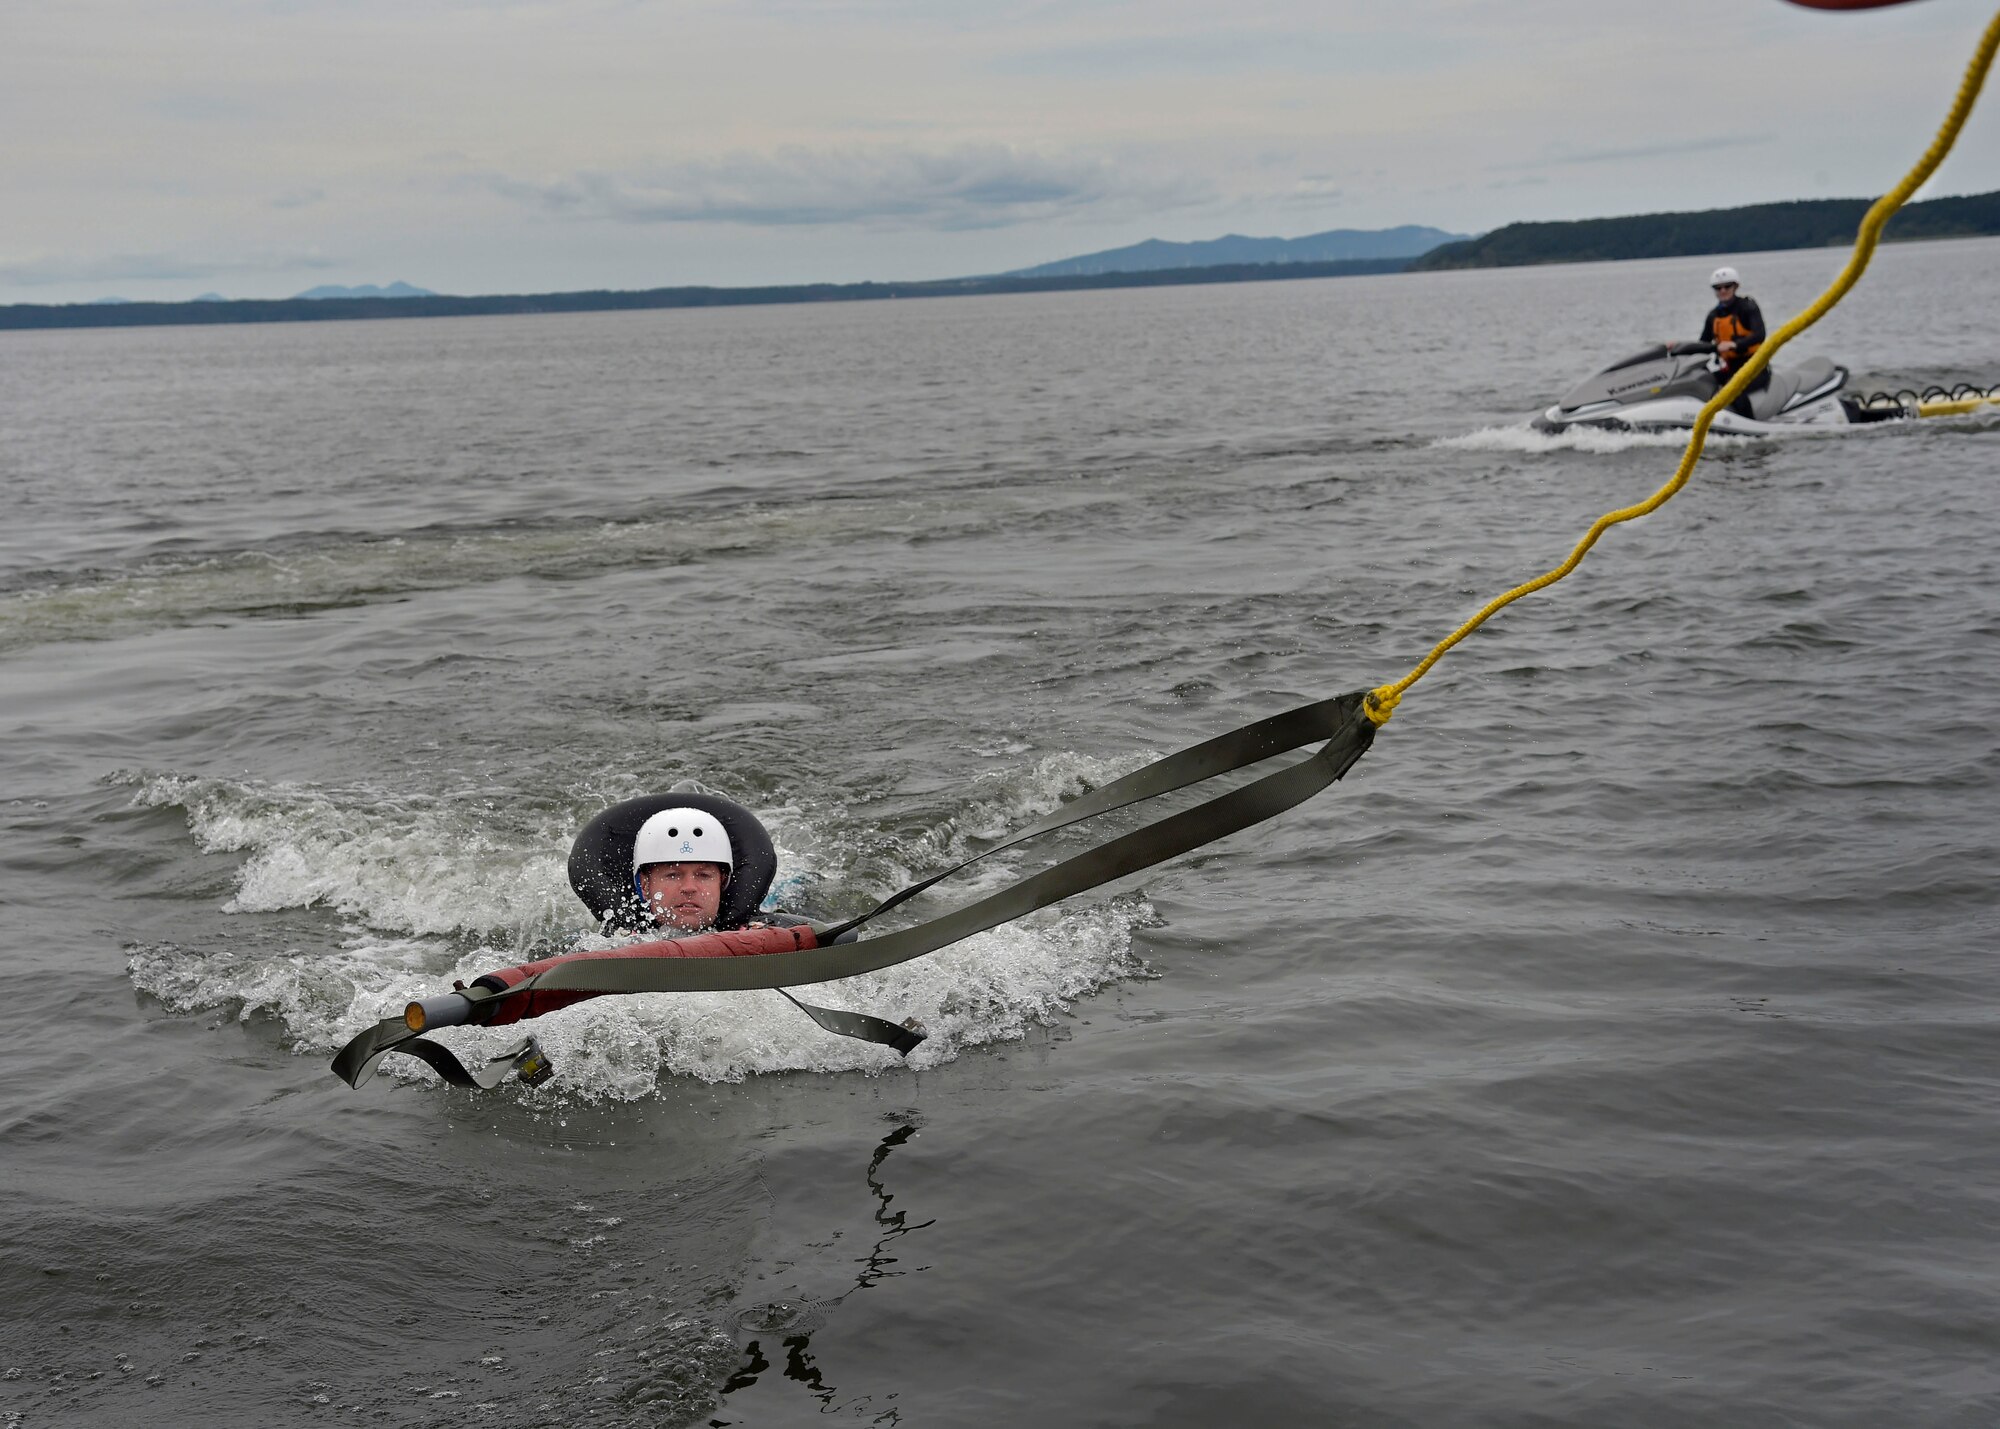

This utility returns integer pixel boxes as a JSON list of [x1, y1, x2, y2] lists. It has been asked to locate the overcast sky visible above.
[[5, 0, 1997, 304]]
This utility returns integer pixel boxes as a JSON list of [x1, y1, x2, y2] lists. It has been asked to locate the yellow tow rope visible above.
[[1363, 5, 2000, 729]]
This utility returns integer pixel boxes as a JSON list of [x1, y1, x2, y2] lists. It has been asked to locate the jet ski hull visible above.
[[1531, 341, 1901, 436], [1533, 392, 1854, 436]]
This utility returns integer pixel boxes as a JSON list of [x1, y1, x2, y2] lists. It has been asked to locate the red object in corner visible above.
[[473, 924, 819, 1025], [1782, 1, 1926, 8]]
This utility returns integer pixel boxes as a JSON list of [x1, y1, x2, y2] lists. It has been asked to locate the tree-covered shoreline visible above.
[[1411, 189, 2000, 270]]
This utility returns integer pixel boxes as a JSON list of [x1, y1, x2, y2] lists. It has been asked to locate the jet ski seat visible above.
[[1750, 356, 1838, 421]]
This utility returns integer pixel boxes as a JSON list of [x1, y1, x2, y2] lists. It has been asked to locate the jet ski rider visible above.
[[631, 806, 737, 932], [1700, 266, 1769, 419]]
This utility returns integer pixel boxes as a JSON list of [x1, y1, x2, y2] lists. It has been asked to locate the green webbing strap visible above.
[[777, 990, 927, 1056], [517, 690, 1373, 996], [337, 1028, 547, 1090], [818, 690, 1371, 940], [332, 690, 1374, 1088]]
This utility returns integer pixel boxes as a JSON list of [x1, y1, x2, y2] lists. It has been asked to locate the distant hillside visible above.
[[1411, 190, 2000, 270], [292, 281, 437, 300], [0, 260, 1411, 332], [1010, 225, 1469, 278]]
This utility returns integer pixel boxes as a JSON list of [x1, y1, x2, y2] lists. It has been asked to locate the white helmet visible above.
[[632, 807, 734, 877], [1710, 266, 1740, 287]]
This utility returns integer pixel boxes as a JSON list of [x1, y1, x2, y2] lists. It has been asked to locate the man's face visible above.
[[1713, 282, 1737, 300], [639, 861, 727, 931]]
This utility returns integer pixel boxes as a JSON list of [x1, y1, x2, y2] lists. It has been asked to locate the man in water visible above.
[[632, 806, 734, 932], [1699, 266, 1769, 419]]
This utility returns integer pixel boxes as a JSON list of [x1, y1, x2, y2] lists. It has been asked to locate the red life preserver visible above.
[[469, 923, 819, 1026], [1783, 1, 1926, 9]]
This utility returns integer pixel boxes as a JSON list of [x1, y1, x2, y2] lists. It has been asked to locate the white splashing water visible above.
[[1430, 417, 1876, 455], [119, 771, 574, 936], [122, 755, 1159, 1098], [1433, 423, 1723, 455]]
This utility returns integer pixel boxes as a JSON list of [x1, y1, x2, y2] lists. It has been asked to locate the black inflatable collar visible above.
[[568, 792, 778, 932]]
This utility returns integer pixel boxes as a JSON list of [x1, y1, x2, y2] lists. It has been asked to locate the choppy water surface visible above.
[[3, 238, 1998, 1427]]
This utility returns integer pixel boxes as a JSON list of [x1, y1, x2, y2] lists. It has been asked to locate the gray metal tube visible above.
[[405, 992, 474, 1033]]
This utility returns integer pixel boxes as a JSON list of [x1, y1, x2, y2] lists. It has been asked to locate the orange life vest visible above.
[[1712, 310, 1760, 358]]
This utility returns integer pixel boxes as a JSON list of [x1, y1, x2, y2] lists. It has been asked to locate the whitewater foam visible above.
[[123, 756, 1161, 1097], [1431, 417, 1884, 455], [121, 771, 575, 937], [1434, 423, 1718, 455]]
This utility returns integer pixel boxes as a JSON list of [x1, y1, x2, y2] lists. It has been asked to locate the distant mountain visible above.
[[1410, 189, 2000, 270], [291, 281, 437, 300], [3, 262, 1414, 331], [1008, 226, 1470, 278], [86, 296, 134, 305], [193, 292, 227, 302]]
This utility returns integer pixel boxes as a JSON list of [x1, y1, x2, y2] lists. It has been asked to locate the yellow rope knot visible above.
[[1363, 686, 1401, 726]]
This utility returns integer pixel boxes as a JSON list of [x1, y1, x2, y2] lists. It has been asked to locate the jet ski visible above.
[[1532, 340, 1906, 435]]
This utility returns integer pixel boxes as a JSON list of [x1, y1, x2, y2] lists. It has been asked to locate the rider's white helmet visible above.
[[1710, 266, 1741, 287], [632, 808, 734, 876]]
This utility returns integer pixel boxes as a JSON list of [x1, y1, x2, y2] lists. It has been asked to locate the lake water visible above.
[[3, 236, 1998, 1427]]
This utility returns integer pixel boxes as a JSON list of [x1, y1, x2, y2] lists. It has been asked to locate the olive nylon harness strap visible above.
[[334, 690, 1374, 1087], [518, 690, 1372, 994]]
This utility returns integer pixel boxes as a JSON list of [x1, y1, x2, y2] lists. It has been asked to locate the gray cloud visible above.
[[0, 250, 337, 287], [986, 29, 1466, 78], [1519, 134, 1775, 169], [1268, 173, 1346, 208], [144, 93, 266, 123], [6, 0, 1988, 303], [490, 144, 1211, 232]]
